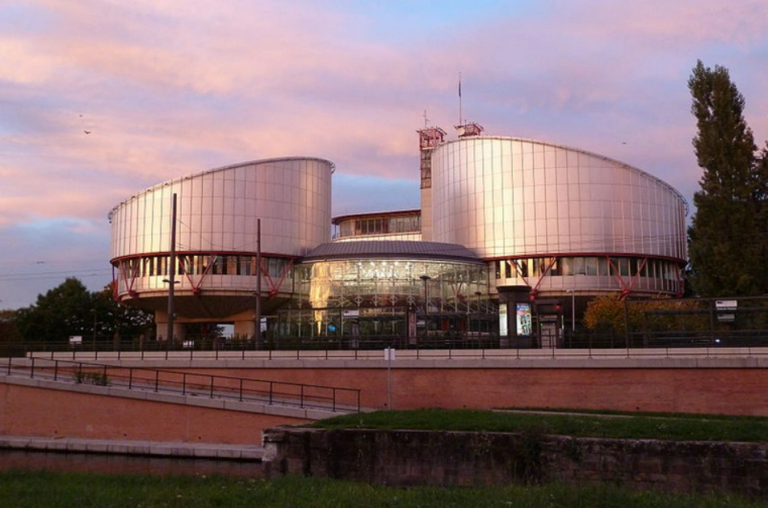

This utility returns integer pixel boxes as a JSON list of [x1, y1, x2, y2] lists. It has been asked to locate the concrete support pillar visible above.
[[498, 285, 534, 349], [234, 320, 256, 340], [155, 311, 168, 341], [172, 322, 187, 342], [420, 188, 432, 241], [154, 311, 187, 343]]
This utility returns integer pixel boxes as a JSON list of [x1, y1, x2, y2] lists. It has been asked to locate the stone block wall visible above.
[[263, 427, 768, 498]]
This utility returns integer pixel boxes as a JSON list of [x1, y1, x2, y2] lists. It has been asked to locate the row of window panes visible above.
[[338, 215, 421, 238], [495, 257, 678, 280], [119, 255, 292, 278]]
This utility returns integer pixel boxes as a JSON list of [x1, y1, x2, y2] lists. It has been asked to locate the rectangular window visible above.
[[268, 257, 283, 277], [619, 258, 630, 277], [251, 256, 259, 276], [157, 256, 167, 277], [213, 256, 224, 275], [202, 256, 211, 274], [240, 256, 252, 275], [585, 257, 597, 276], [597, 257, 608, 276], [609, 258, 619, 277]]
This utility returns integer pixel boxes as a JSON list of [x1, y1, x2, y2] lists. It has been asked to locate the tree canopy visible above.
[[14, 278, 154, 344], [687, 60, 768, 297]]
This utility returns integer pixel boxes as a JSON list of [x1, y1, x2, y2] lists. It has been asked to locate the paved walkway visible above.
[[0, 435, 264, 461]]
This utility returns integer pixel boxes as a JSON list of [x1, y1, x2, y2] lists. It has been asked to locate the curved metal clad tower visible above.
[[109, 157, 334, 339], [430, 137, 688, 298]]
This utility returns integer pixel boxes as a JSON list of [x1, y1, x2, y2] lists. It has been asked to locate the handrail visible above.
[[3, 357, 361, 414], [21, 344, 768, 362], [15, 328, 768, 362]]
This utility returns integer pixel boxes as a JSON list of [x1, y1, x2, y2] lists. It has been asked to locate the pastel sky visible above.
[[1, 0, 767, 309]]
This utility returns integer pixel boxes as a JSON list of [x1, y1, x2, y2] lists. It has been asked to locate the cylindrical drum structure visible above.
[[108, 157, 334, 325], [430, 137, 688, 297]]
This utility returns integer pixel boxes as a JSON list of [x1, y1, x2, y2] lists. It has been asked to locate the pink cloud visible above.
[[2, 0, 767, 230]]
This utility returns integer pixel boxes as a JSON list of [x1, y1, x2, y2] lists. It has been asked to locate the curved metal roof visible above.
[[438, 136, 689, 216], [108, 156, 335, 221], [303, 241, 482, 263]]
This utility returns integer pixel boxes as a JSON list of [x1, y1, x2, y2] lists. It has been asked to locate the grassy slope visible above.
[[0, 471, 762, 508], [311, 408, 768, 442]]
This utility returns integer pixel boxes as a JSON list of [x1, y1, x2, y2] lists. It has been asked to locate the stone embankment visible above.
[[263, 427, 768, 498]]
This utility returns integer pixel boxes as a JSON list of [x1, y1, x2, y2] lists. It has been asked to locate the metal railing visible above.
[[17, 344, 768, 363], [13, 330, 768, 362], [3, 356, 361, 413]]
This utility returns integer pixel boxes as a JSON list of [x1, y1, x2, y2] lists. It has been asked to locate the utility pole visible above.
[[165, 193, 177, 349], [255, 218, 261, 348]]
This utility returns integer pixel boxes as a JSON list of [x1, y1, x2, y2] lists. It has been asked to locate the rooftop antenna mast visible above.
[[423, 109, 429, 128], [454, 72, 484, 138], [458, 72, 463, 125]]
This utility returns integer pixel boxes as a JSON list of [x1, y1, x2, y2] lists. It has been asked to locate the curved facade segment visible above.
[[110, 157, 333, 259], [430, 137, 688, 298], [431, 137, 687, 261], [108, 157, 334, 326]]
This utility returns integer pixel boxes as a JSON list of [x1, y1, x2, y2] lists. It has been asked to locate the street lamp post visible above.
[[420, 275, 431, 338], [474, 291, 482, 333], [165, 193, 178, 349], [566, 289, 575, 332], [255, 218, 261, 348], [92, 309, 97, 352]]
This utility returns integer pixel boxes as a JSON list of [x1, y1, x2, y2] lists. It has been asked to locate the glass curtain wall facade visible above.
[[333, 210, 422, 242], [277, 258, 493, 346]]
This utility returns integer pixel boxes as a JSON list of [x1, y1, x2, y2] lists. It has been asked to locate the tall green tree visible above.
[[16, 278, 93, 343], [15, 278, 155, 345], [92, 282, 155, 342], [687, 60, 767, 296], [0, 309, 22, 355]]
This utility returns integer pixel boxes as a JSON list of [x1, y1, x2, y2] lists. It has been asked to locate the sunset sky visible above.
[[1, 0, 767, 309]]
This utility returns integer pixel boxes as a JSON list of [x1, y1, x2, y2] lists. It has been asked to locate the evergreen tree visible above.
[[687, 60, 767, 296]]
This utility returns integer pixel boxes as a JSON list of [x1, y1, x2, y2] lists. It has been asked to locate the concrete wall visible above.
[[147, 358, 768, 416], [264, 427, 768, 498], [0, 381, 309, 445], [4, 356, 768, 446]]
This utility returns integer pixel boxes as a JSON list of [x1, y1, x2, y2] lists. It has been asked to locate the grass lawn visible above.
[[0, 471, 763, 508], [311, 408, 768, 442]]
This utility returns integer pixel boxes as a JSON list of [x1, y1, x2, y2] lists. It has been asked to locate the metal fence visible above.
[[7, 296, 768, 361], [3, 356, 361, 413]]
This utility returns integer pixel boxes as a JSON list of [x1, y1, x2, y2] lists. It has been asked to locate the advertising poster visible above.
[[516, 302, 532, 336], [499, 303, 508, 337]]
